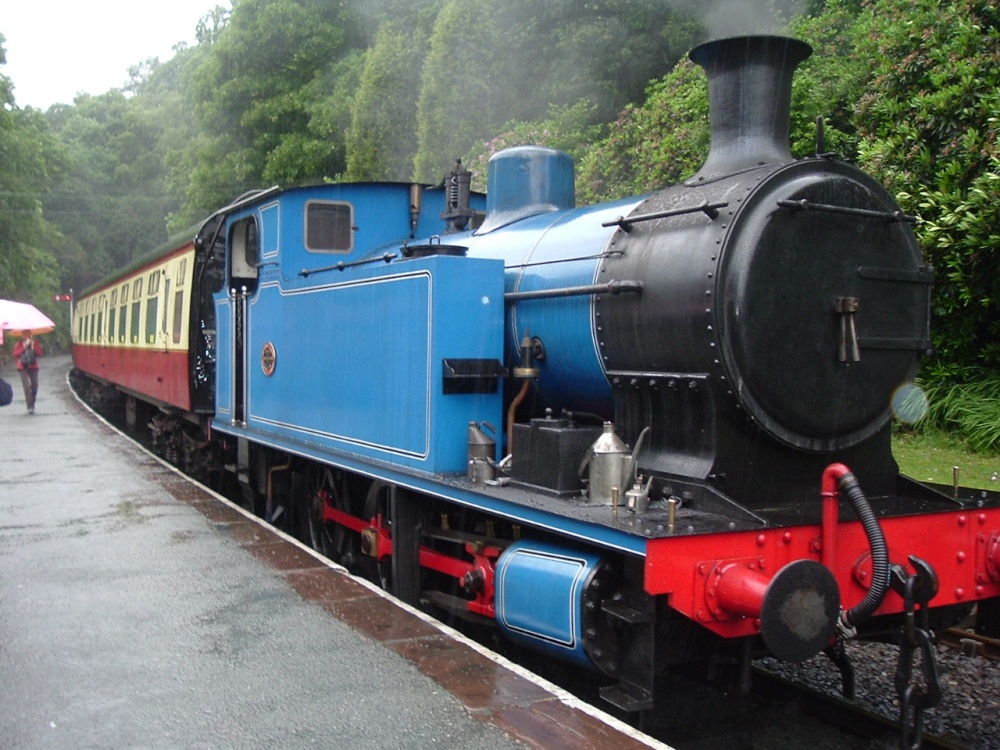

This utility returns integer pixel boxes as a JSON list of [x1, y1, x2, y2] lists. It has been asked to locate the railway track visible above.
[[940, 627, 1000, 661], [750, 668, 970, 750]]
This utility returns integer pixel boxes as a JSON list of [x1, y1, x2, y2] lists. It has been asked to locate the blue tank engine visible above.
[[71, 34, 1000, 718]]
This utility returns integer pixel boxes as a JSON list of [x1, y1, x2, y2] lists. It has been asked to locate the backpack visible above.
[[0, 376, 12, 407], [20, 345, 36, 367]]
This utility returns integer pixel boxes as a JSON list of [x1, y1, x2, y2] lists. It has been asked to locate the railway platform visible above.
[[0, 356, 669, 750]]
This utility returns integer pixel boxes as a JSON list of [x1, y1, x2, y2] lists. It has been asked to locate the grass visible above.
[[892, 427, 1000, 491]]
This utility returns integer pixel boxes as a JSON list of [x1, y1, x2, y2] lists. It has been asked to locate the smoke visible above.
[[668, 0, 809, 38]]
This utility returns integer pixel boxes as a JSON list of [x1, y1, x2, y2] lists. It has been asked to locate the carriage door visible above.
[[229, 216, 260, 425]]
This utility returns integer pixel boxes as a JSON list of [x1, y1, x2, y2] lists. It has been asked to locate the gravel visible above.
[[758, 638, 1000, 749]]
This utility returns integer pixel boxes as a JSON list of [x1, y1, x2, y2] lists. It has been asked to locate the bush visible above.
[[464, 100, 603, 193], [854, 0, 1000, 377], [916, 369, 1000, 453]]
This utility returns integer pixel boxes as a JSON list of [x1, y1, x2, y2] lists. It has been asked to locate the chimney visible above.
[[688, 35, 812, 182]]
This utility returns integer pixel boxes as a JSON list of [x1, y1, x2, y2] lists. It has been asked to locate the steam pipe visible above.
[[506, 380, 531, 458], [822, 463, 890, 631], [506, 331, 540, 458], [266, 458, 293, 521], [505, 279, 642, 302]]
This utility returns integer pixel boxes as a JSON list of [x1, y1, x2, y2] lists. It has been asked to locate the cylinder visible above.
[[494, 540, 605, 669]]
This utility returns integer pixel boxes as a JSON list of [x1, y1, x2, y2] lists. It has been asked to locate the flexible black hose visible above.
[[838, 471, 890, 628]]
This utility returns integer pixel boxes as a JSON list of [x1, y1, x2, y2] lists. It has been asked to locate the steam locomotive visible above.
[[73, 35, 1000, 716]]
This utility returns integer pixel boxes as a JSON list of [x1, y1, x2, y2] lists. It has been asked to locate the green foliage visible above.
[[464, 100, 603, 192], [787, 1, 869, 160], [492, 0, 698, 124], [345, 24, 426, 181], [911, 161, 1000, 380], [576, 0, 869, 203], [412, 0, 502, 183], [854, 0, 1000, 376], [188, 0, 358, 199], [43, 91, 175, 291], [0, 34, 68, 303], [915, 370, 1000, 454], [575, 60, 709, 203], [412, 0, 692, 184]]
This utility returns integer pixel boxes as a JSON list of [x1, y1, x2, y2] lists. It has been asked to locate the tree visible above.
[[188, 0, 362, 202], [575, 59, 709, 203], [345, 24, 426, 181], [0, 35, 67, 306], [412, 0, 696, 184], [412, 0, 503, 183], [854, 0, 1000, 379], [43, 90, 175, 292], [493, 0, 698, 123], [575, 0, 868, 203]]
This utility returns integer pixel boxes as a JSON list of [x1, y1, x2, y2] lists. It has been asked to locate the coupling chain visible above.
[[890, 556, 941, 750]]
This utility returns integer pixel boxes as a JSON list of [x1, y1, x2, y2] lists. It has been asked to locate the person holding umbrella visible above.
[[0, 299, 56, 414], [12, 331, 42, 413]]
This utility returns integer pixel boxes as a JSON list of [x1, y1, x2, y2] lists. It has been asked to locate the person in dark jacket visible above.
[[12, 331, 42, 414]]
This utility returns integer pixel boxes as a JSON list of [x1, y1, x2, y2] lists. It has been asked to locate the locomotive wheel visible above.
[[362, 480, 392, 591], [303, 466, 359, 568]]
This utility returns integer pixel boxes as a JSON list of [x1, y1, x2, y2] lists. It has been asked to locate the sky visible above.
[[2, 0, 224, 110]]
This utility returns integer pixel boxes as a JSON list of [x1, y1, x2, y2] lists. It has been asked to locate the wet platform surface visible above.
[[0, 357, 670, 749]]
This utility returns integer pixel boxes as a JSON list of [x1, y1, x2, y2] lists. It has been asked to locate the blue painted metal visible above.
[[246, 255, 503, 472], [210, 415, 648, 555], [479, 147, 575, 233], [361, 148, 647, 417], [212, 183, 501, 474], [494, 539, 604, 668], [464, 198, 645, 416], [208, 161, 654, 554]]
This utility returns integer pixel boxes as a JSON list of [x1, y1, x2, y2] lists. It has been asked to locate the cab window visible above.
[[305, 201, 353, 254]]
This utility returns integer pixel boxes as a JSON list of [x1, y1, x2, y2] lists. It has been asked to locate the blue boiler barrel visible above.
[[465, 147, 645, 417]]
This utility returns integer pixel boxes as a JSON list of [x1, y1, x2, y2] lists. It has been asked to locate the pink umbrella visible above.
[[0, 299, 56, 345]]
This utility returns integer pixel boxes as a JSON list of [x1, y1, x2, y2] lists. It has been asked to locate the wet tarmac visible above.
[[0, 357, 671, 750]]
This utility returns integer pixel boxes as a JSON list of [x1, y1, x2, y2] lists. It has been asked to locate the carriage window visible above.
[[172, 290, 184, 344], [146, 298, 158, 344], [97, 294, 106, 341], [178, 258, 188, 286], [305, 201, 353, 253], [109, 308, 116, 342], [131, 301, 141, 343], [121, 283, 129, 303], [118, 302, 128, 342], [148, 270, 160, 295], [133, 278, 143, 299]]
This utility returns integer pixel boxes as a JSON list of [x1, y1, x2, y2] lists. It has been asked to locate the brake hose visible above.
[[832, 466, 890, 629]]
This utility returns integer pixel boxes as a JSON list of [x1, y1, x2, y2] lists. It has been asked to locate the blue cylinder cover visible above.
[[494, 539, 605, 669]]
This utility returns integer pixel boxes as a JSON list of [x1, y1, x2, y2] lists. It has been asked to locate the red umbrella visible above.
[[0, 300, 56, 344]]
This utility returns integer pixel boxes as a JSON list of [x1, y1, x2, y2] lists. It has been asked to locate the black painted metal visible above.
[[593, 36, 930, 510]]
